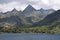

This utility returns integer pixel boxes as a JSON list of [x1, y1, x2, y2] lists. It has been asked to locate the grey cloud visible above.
[[0, 0, 39, 5], [0, 0, 28, 4], [0, 0, 60, 12], [0, 0, 15, 4]]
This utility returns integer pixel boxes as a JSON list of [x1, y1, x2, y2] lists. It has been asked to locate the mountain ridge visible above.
[[0, 5, 55, 27], [34, 10, 60, 27]]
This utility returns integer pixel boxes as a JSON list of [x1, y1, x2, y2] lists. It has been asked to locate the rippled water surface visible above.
[[0, 33, 60, 40]]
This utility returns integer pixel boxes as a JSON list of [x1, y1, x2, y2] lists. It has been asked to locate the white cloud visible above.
[[41, 0, 50, 5], [0, 1, 27, 12], [0, 0, 60, 12]]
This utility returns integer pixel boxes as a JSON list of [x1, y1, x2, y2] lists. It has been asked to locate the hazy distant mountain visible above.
[[0, 5, 55, 27], [35, 10, 60, 27], [40, 8, 55, 15]]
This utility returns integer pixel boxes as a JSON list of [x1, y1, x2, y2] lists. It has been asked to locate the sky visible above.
[[0, 0, 60, 12]]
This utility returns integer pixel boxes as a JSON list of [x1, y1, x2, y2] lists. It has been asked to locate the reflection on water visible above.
[[0, 33, 60, 40]]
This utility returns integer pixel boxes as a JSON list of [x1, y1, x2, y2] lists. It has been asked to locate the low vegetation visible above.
[[0, 25, 60, 34]]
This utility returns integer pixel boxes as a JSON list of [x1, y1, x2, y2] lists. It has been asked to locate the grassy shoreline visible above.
[[0, 26, 60, 34]]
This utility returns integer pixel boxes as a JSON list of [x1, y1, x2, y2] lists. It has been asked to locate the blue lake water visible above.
[[0, 33, 60, 40]]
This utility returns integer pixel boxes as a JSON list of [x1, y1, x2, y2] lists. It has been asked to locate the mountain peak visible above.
[[23, 5, 36, 12], [12, 8, 18, 12], [40, 8, 44, 11], [27, 4, 36, 10], [27, 4, 33, 8]]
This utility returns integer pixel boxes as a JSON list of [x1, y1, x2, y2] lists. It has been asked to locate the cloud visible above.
[[0, 0, 60, 12], [0, 0, 14, 4], [0, 1, 28, 12]]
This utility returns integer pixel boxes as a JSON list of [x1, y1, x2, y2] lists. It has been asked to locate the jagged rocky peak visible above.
[[27, 5, 35, 9], [40, 8, 45, 11], [12, 8, 18, 12], [39, 8, 55, 15], [26, 4, 36, 10], [23, 4, 36, 13]]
